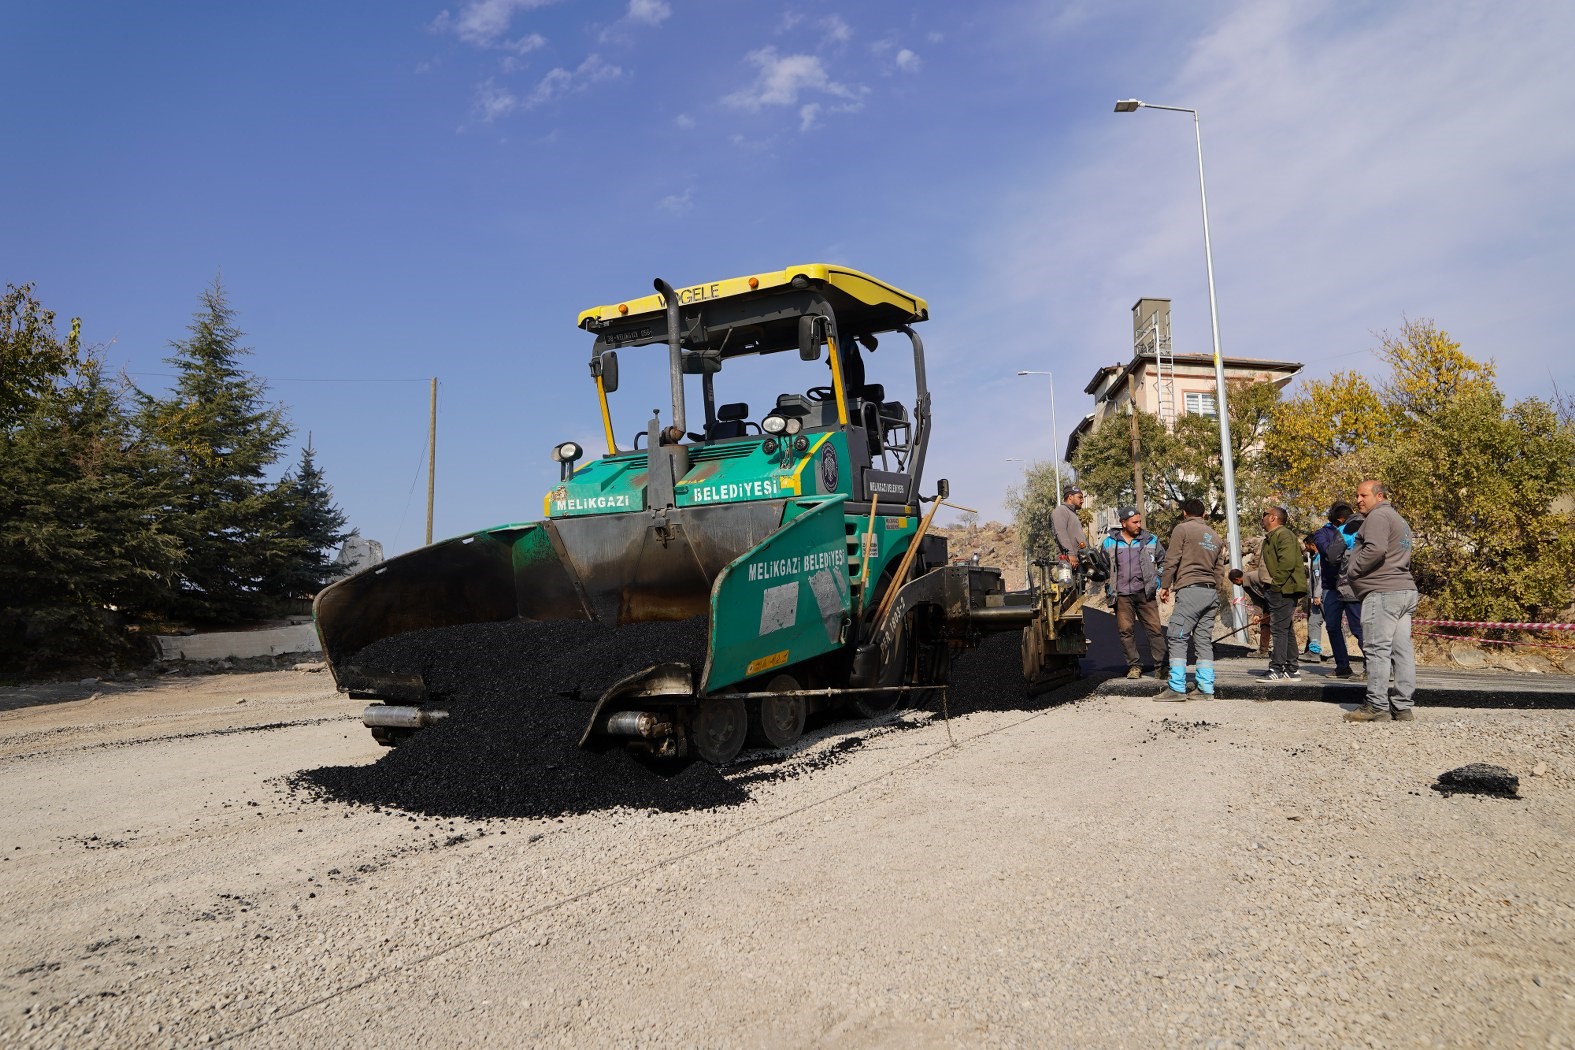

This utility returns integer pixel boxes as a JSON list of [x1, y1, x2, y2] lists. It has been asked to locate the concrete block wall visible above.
[[154, 622, 321, 662]]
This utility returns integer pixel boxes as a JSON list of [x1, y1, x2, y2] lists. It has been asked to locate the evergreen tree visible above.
[[136, 279, 291, 623], [2, 282, 82, 430], [0, 354, 183, 673], [258, 442, 351, 601]]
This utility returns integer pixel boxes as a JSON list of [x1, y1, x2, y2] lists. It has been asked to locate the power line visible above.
[[125, 372, 432, 383]]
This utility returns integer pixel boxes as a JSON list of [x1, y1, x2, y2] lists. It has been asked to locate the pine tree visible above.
[[258, 442, 351, 602], [136, 279, 291, 623], [0, 355, 182, 673]]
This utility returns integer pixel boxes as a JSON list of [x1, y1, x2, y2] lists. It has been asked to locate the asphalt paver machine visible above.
[[314, 264, 1086, 764]]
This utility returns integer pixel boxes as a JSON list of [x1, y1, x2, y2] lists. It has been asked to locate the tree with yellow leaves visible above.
[[1379, 317, 1497, 423], [1263, 371, 1391, 516], [1269, 318, 1574, 623]]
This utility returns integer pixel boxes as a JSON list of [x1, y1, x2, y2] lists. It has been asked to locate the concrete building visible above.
[[1064, 298, 1303, 462]]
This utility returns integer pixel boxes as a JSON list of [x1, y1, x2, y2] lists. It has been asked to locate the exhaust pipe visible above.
[[362, 705, 449, 730], [653, 278, 687, 438], [603, 710, 673, 740]]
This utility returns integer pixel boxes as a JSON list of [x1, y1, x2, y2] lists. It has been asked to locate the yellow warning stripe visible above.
[[781, 433, 834, 495]]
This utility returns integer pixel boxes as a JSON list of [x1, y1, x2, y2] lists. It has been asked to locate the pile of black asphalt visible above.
[[1432, 763, 1522, 798], [291, 619, 736, 820], [289, 621, 1076, 821]]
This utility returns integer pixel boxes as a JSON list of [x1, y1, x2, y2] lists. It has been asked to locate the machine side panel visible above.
[[701, 497, 852, 693]]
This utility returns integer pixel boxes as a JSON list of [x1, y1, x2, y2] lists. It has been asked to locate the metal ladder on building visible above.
[[1135, 303, 1176, 429]]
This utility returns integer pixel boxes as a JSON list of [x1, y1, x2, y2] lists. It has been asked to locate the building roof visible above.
[[1084, 351, 1304, 398]]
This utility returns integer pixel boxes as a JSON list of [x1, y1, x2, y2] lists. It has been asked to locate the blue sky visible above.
[[9, 1, 1574, 553]]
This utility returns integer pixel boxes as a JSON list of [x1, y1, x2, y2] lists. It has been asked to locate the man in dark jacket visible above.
[[1155, 498, 1227, 700], [1312, 502, 1362, 678], [1100, 506, 1166, 679], [1343, 480, 1419, 722], [1260, 506, 1309, 681]]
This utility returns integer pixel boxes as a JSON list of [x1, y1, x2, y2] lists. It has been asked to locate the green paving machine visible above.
[[313, 265, 1086, 764]]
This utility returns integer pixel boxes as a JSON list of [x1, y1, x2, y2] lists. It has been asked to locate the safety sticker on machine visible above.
[[760, 581, 798, 635], [745, 649, 790, 675], [860, 532, 879, 559]]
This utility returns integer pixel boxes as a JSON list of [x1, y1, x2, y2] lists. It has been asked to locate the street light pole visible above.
[[1016, 370, 1061, 503], [1115, 98, 1246, 633]]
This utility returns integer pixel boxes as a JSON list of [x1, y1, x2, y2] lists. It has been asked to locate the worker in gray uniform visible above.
[[1155, 498, 1229, 700], [1343, 480, 1419, 722], [1051, 487, 1087, 583]]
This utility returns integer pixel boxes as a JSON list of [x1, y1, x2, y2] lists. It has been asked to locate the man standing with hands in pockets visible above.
[[1343, 480, 1419, 722], [1154, 499, 1228, 701]]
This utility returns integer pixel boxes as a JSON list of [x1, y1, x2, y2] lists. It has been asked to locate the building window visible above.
[[1184, 391, 1218, 418]]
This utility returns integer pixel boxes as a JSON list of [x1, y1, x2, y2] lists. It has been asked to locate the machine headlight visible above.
[[762, 437, 779, 454], [794, 435, 809, 451], [551, 441, 583, 463], [784, 416, 803, 435], [761, 415, 788, 435]]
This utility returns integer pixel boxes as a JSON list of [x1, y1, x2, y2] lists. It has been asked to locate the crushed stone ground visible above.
[[2, 631, 1571, 1048]]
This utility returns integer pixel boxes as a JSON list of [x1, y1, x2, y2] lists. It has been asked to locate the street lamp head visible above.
[[1016, 370, 1030, 376], [1114, 99, 1143, 113]]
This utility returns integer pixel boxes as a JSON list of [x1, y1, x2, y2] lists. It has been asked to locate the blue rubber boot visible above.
[[1196, 661, 1216, 697]]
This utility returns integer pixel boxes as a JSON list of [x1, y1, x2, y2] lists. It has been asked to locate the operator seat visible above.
[[704, 402, 752, 440], [858, 383, 886, 454]]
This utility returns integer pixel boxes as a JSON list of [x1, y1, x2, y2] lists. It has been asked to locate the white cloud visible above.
[[473, 78, 521, 121], [820, 15, 853, 48], [799, 103, 821, 132], [870, 38, 921, 75], [432, 0, 555, 52], [627, 0, 671, 27], [525, 53, 623, 108], [723, 47, 864, 112], [659, 187, 693, 215], [675, 112, 695, 129], [599, 0, 672, 42]]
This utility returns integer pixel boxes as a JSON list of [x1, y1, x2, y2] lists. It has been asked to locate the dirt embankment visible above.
[[931, 521, 1026, 590]]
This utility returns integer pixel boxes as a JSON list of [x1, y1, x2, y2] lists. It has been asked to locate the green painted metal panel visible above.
[[676, 430, 850, 508], [702, 496, 851, 693], [542, 430, 854, 521], [544, 455, 647, 518], [848, 510, 920, 613]]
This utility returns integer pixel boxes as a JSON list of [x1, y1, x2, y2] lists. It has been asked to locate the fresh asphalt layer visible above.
[[1079, 606, 1575, 709]]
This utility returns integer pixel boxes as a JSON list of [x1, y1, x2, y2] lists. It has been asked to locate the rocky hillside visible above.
[[929, 521, 1027, 591]]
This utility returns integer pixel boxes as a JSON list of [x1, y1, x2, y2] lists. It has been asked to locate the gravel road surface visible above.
[[2, 634, 1571, 1049]]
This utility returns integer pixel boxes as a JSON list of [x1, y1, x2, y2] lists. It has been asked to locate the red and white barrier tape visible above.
[[1414, 630, 1575, 652], [1413, 619, 1575, 631]]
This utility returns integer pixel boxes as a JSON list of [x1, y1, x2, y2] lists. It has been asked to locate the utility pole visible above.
[[425, 377, 437, 546]]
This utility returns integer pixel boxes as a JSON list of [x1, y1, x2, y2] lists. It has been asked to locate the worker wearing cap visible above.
[[1099, 506, 1166, 680]]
